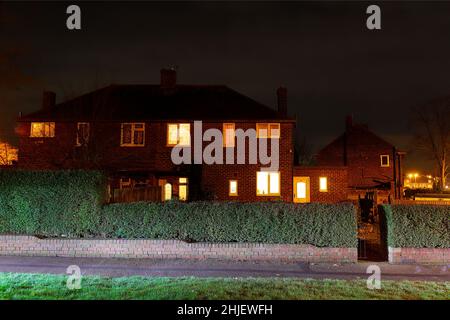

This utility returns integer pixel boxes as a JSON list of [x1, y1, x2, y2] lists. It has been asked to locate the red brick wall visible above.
[[0, 235, 357, 263], [317, 125, 395, 190], [388, 247, 450, 264], [293, 166, 348, 203], [17, 120, 295, 202]]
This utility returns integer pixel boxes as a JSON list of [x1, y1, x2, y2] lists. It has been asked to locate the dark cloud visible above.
[[1, 1, 449, 173]]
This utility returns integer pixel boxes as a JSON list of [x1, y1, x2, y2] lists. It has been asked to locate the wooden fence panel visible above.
[[112, 186, 161, 203]]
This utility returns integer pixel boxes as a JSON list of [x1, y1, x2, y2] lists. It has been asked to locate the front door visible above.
[[293, 176, 310, 203]]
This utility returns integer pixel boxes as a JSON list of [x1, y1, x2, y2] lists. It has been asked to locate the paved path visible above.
[[0, 256, 448, 281]]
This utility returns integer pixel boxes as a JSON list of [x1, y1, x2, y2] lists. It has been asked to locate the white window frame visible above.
[[256, 123, 280, 139], [76, 122, 90, 146], [380, 155, 390, 167], [167, 123, 191, 146], [120, 123, 145, 147]]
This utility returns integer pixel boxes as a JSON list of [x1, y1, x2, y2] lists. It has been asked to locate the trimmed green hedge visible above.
[[99, 202, 357, 247], [0, 170, 357, 247], [380, 204, 450, 248], [0, 170, 107, 237]]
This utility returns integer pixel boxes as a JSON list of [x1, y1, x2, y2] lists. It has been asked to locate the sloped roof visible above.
[[20, 85, 293, 122], [320, 124, 395, 152]]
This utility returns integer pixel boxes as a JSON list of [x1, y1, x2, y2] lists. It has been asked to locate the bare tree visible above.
[[411, 100, 450, 191]]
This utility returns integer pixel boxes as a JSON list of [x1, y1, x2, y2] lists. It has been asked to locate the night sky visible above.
[[1, 1, 450, 172]]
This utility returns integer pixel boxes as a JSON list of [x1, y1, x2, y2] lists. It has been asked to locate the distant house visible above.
[[316, 116, 405, 201], [15, 69, 352, 203]]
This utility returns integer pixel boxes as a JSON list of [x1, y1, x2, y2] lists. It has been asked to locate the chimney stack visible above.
[[160, 68, 177, 89], [42, 91, 56, 111], [345, 114, 353, 131], [277, 87, 287, 117]]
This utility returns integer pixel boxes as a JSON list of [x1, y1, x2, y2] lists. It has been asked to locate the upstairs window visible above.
[[223, 123, 235, 147], [30, 122, 55, 138], [256, 171, 280, 196], [380, 155, 390, 167], [167, 123, 191, 146], [76, 122, 90, 146], [256, 123, 280, 138], [121, 123, 145, 146]]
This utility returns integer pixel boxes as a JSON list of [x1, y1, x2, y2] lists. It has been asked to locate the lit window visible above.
[[164, 183, 172, 201], [256, 123, 280, 138], [319, 177, 328, 192], [297, 182, 306, 199], [179, 185, 187, 201], [76, 122, 90, 146], [179, 177, 188, 184], [179, 177, 188, 201], [167, 123, 191, 146], [223, 123, 235, 147], [380, 155, 390, 167], [229, 180, 238, 196], [121, 123, 145, 146], [30, 122, 55, 138], [257, 171, 280, 196]]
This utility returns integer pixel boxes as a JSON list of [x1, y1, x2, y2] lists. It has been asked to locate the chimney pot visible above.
[[160, 68, 177, 88], [277, 87, 287, 117], [42, 91, 56, 111]]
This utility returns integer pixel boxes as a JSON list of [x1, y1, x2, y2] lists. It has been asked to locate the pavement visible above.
[[0, 256, 449, 281]]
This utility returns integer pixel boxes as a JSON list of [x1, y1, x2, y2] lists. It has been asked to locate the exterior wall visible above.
[[17, 120, 295, 202], [0, 235, 357, 263], [317, 125, 395, 190], [388, 247, 450, 264], [293, 166, 348, 203], [200, 122, 294, 202]]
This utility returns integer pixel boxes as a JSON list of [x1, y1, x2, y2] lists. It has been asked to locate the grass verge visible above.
[[0, 273, 448, 300]]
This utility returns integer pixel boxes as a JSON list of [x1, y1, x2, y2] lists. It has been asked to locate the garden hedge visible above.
[[0, 170, 107, 236], [0, 170, 357, 247], [379, 204, 450, 248], [100, 202, 357, 247]]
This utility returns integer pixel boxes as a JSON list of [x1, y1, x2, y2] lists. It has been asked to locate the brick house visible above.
[[316, 116, 405, 201], [16, 69, 350, 203]]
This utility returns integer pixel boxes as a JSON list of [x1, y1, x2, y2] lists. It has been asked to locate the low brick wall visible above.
[[0, 235, 357, 262], [388, 247, 450, 264]]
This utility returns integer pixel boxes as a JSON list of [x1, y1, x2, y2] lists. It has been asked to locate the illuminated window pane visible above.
[[319, 177, 328, 192], [179, 177, 188, 184], [269, 123, 280, 138], [223, 123, 235, 147], [168, 124, 178, 145], [179, 185, 187, 201], [256, 124, 269, 138], [229, 180, 238, 196], [30, 122, 55, 138], [164, 183, 172, 201], [179, 123, 191, 146], [269, 172, 280, 194], [257, 171, 269, 195], [297, 182, 306, 199]]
